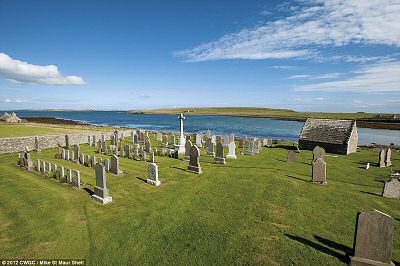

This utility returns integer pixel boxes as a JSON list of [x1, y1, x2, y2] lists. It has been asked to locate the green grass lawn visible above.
[[0, 137, 399, 265], [0, 123, 113, 138]]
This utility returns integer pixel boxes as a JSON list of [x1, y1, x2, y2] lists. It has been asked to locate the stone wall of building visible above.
[[0, 130, 132, 154], [346, 124, 358, 154], [298, 140, 349, 155]]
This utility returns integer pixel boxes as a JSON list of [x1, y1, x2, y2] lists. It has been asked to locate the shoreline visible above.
[[22, 115, 400, 130]]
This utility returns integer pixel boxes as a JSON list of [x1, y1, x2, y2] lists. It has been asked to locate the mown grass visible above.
[[0, 136, 399, 265], [128, 107, 390, 120], [0, 123, 115, 138]]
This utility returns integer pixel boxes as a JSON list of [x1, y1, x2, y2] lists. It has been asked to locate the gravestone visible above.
[[244, 140, 256, 155], [312, 146, 326, 162], [133, 146, 139, 160], [145, 136, 152, 153], [92, 135, 96, 147], [184, 140, 192, 161], [226, 141, 237, 159], [171, 135, 176, 145], [65, 135, 70, 149], [207, 139, 215, 157], [120, 147, 125, 158], [211, 135, 216, 144], [142, 151, 147, 162], [92, 155, 97, 168], [379, 149, 387, 168], [70, 151, 75, 162], [162, 134, 168, 147], [59, 167, 65, 179], [88, 135, 91, 145], [239, 138, 244, 148], [350, 210, 395, 265], [287, 151, 296, 163], [105, 158, 110, 172], [149, 152, 155, 163], [312, 158, 327, 184], [223, 135, 230, 147], [110, 154, 122, 175], [386, 148, 392, 167], [133, 134, 139, 146], [102, 141, 108, 155], [195, 134, 203, 148], [157, 132, 162, 142], [71, 170, 81, 188], [214, 142, 226, 164], [35, 136, 41, 152], [147, 163, 161, 186], [66, 150, 70, 161], [266, 139, 273, 147], [67, 168, 72, 183], [93, 163, 113, 204], [86, 154, 91, 167], [36, 159, 41, 172], [382, 178, 400, 199], [42, 161, 46, 173], [187, 145, 202, 174], [126, 145, 132, 159]]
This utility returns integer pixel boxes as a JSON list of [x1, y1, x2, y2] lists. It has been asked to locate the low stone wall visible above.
[[0, 130, 132, 154]]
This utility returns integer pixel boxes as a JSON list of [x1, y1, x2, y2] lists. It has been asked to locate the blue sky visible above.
[[0, 0, 399, 112]]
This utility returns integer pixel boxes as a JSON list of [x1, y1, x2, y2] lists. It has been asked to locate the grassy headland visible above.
[[128, 107, 400, 129]]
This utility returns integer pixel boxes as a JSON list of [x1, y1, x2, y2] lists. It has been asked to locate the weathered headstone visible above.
[[223, 135, 230, 147], [110, 154, 122, 175], [134, 146, 139, 160], [184, 140, 192, 161], [93, 163, 113, 204], [86, 154, 91, 167], [207, 139, 215, 157], [187, 145, 202, 174], [35, 136, 41, 152], [71, 170, 81, 188], [382, 178, 400, 199], [162, 134, 168, 147], [379, 149, 387, 168], [65, 134, 70, 149], [36, 159, 41, 172], [350, 210, 395, 265], [142, 151, 147, 162], [312, 158, 327, 184], [92, 155, 97, 168], [149, 152, 155, 163], [226, 141, 237, 159], [145, 136, 152, 153], [239, 138, 244, 148], [146, 163, 160, 186], [229, 133, 235, 143], [214, 142, 226, 164], [287, 151, 296, 163], [385, 148, 392, 167], [312, 146, 325, 162], [105, 158, 110, 172], [244, 140, 256, 155]]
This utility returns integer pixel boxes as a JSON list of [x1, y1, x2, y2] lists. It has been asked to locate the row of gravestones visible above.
[[17, 152, 81, 188]]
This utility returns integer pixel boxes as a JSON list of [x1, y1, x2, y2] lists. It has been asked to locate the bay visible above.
[[13, 111, 400, 145]]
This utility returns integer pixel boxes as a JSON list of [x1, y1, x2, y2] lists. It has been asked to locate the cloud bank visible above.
[[0, 53, 85, 85], [294, 60, 400, 92], [177, 0, 400, 62]]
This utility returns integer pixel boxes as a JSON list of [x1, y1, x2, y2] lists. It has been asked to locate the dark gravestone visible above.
[[287, 151, 297, 163], [184, 140, 192, 161], [214, 142, 226, 164], [312, 158, 327, 184], [350, 210, 395, 266], [187, 145, 202, 174]]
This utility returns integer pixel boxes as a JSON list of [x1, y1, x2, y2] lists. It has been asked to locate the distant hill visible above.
[[37, 109, 95, 112]]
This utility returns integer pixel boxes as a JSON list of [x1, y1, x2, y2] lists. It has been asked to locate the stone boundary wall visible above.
[[0, 130, 132, 154]]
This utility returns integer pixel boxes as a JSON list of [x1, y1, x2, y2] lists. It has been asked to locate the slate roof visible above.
[[299, 118, 356, 145]]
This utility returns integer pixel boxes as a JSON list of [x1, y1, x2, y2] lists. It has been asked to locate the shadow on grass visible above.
[[83, 187, 94, 196], [331, 179, 381, 188], [136, 176, 147, 183], [171, 166, 187, 172], [360, 191, 381, 197], [286, 175, 309, 183], [285, 234, 350, 264]]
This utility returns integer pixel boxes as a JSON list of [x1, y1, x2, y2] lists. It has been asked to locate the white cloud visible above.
[[0, 53, 85, 85], [289, 74, 311, 79], [1, 98, 28, 103], [294, 60, 400, 92], [177, 0, 400, 62], [271, 65, 298, 70]]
